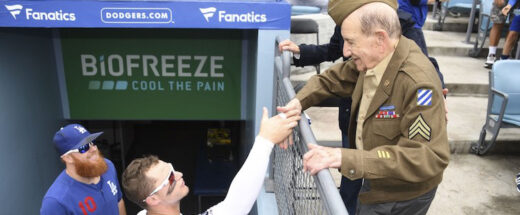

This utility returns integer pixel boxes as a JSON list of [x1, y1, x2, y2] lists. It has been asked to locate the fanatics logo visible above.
[[5, 4, 23, 19], [199, 7, 216, 22]]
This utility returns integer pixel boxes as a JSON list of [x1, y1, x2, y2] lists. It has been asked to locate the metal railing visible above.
[[270, 37, 348, 215]]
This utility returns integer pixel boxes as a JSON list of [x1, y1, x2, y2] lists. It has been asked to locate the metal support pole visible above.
[[464, 0, 480, 44]]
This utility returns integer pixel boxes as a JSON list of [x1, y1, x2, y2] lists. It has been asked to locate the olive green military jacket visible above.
[[295, 36, 450, 204]]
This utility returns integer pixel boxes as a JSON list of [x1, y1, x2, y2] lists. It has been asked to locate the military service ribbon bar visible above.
[[376, 111, 400, 119]]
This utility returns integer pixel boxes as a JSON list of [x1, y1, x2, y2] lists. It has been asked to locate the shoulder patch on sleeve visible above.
[[417, 89, 432, 106], [409, 114, 431, 141]]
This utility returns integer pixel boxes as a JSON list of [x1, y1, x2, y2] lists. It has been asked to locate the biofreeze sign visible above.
[[59, 29, 242, 120], [80, 55, 225, 78]]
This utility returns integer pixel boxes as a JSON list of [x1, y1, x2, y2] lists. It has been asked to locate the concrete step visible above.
[[426, 30, 480, 57], [446, 96, 520, 154], [433, 55, 488, 96], [427, 153, 520, 215], [425, 30, 506, 58], [423, 14, 475, 33]]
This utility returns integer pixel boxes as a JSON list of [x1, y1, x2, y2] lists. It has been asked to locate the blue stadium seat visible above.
[[291, 5, 321, 16], [470, 0, 494, 57], [434, 0, 477, 31], [473, 60, 520, 155]]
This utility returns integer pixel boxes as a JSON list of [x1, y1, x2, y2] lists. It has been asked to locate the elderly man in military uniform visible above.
[[278, 0, 450, 214]]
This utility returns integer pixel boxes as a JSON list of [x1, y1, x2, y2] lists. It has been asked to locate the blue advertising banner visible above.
[[0, 0, 290, 29]]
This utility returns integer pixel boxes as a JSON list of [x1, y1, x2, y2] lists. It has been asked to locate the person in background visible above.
[[498, 0, 519, 60], [397, 0, 447, 56], [41, 124, 127, 215], [485, 0, 516, 68]]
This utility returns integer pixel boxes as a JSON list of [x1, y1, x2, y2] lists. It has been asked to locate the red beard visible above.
[[73, 150, 108, 178]]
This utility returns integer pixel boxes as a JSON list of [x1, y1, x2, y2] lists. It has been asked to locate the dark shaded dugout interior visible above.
[[74, 120, 245, 215]]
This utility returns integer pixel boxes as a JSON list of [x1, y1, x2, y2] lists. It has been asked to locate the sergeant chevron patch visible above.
[[409, 114, 431, 141]]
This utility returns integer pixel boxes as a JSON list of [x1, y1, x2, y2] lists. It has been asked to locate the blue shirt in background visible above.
[[41, 159, 122, 215], [398, 0, 429, 28]]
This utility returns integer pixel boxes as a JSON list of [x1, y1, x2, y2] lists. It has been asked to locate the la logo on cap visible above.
[[74, 125, 87, 134]]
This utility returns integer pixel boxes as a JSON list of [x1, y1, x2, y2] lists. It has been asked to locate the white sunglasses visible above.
[[142, 163, 176, 202], [61, 142, 95, 157]]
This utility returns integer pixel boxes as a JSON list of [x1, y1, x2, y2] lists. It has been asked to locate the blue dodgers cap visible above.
[[53, 124, 103, 156]]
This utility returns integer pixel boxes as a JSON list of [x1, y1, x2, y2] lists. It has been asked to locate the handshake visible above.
[[272, 98, 343, 175]]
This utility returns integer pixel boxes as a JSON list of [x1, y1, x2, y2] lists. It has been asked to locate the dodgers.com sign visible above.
[[101, 8, 172, 24], [0, 0, 290, 29]]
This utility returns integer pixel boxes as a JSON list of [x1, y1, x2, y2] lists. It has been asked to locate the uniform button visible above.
[[349, 169, 355, 175]]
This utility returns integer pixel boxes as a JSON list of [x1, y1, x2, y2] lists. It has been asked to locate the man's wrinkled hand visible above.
[[278, 39, 301, 54], [303, 144, 342, 175]]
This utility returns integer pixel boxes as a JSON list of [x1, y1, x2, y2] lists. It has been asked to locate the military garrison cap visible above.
[[328, 0, 398, 25]]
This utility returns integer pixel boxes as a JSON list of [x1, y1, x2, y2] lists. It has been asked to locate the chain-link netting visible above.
[[272, 62, 328, 215]]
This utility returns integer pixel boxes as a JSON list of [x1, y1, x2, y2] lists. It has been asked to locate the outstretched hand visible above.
[[277, 98, 302, 116], [274, 99, 303, 149], [258, 107, 301, 145]]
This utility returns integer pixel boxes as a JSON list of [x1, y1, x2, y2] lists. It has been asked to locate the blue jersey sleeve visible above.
[[105, 159, 123, 201], [41, 197, 68, 215]]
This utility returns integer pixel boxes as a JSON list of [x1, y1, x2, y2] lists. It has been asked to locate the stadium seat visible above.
[[473, 60, 520, 155], [469, 0, 494, 57], [433, 0, 477, 31], [291, 5, 321, 16]]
